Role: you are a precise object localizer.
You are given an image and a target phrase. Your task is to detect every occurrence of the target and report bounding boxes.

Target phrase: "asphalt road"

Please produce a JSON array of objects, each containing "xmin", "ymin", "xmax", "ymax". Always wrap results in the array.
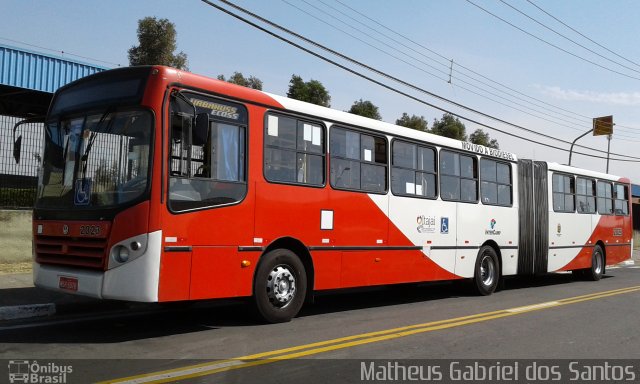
[{"xmin": 1, "ymin": 266, "xmax": 640, "ymax": 383}]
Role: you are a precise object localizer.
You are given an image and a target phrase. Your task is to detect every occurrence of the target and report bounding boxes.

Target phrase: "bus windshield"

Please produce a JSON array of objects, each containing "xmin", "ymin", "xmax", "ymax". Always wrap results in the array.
[{"xmin": 36, "ymin": 109, "xmax": 153, "ymax": 209}]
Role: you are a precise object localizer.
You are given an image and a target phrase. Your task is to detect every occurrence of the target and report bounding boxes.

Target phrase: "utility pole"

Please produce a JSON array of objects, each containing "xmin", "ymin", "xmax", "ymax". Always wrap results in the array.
[
  {"xmin": 606, "ymin": 134, "xmax": 612, "ymax": 173},
  {"xmin": 568, "ymin": 115, "xmax": 613, "ymax": 169},
  {"xmin": 568, "ymin": 128, "xmax": 592, "ymax": 166}
]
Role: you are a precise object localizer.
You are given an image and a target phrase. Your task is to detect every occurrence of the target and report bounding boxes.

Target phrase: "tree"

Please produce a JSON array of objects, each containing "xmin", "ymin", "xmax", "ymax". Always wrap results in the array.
[
  {"xmin": 286, "ymin": 75, "xmax": 331, "ymax": 107},
  {"xmin": 217, "ymin": 72, "xmax": 263, "ymax": 90},
  {"xmin": 396, "ymin": 113, "xmax": 428, "ymax": 132},
  {"xmin": 128, "ymin": 17, "xmax": 188, "ymax": 69},
  {"xmin": 348, "ymin": 99, "xmax": 381, "ymax": 120},
  {"xmin": 469, "ymin": 128, "xmax": 499, "ymax": 149},
  {"xmin": 430, "ymin": 113, "xmax": 467, "ymax": 141}
]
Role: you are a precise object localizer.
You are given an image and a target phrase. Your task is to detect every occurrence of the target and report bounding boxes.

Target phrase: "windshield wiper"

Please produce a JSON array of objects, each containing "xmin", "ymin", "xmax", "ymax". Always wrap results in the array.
[{"xmin": 80, "ymin": 107, "xmax": 115, "ymax": 181}]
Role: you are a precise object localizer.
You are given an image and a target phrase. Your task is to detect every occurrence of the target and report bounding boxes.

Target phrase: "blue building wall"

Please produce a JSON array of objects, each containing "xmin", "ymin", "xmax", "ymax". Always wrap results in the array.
[{"xmin": 0, "ymin": 44, "xmax": 107, "ymax": 93}]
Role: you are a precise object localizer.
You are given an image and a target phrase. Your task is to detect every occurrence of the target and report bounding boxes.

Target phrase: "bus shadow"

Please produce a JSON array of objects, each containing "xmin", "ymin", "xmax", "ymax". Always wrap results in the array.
[
  {"xmin": 0, "ymin": 273, "xmax": 611, "ymax": 344},
  {"xmin": 299, "ymin": 272, "xmax": 613, "ymax": 317},
  {"xmin": 0, "ymin": 300, "xmax": 254, "ymax": 344}
]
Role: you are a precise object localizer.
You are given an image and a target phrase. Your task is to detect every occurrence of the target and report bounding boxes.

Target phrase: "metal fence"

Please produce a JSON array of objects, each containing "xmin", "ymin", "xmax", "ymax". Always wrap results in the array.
[{"xmin": 0, "ymin": 115, "xmax": 44, "ymax": 208}]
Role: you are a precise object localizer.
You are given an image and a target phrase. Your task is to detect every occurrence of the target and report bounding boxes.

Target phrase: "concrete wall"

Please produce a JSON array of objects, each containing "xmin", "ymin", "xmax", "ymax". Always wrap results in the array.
[{"xmin": 0, "ymin": 210, "xmax": 32, "ymax": 264}]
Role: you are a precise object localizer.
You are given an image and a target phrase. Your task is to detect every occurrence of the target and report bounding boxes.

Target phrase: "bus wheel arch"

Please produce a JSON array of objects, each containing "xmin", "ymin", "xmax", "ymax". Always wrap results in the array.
[
  {"xmin": 473, "ymin": 243, "xmax": 501, "ymax": 296},
  {"xmin": 251, "ymin": 237, "xmax": 314, "ymax": 323},
  {"xmin": 483, "ymin": 240, "xmax": 503, "ymax": 275}
]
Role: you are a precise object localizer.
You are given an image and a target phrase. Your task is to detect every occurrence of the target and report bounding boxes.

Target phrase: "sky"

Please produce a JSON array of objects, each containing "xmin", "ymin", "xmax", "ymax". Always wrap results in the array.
[{"xmin": 3, "ymin": 0, "xmax": 640, "ymax": 182}]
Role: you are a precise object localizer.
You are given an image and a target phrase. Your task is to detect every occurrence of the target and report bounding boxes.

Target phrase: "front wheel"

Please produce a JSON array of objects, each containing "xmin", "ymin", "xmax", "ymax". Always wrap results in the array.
[
  {"xmin": 473, "ymin": 246, "xmax": 500, "ymax": 295},
  {"xmin": 253, "ymin": 249, "xmax": 307, "ymax": 323}
]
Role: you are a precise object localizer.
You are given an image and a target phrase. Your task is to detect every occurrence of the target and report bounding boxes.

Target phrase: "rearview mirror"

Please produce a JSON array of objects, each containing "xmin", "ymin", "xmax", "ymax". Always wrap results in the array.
[
  {"xmin": 12, "ymin": 116, "xmax": 44, "ymax": 164},
  {"xmin": 13, "ymin": 135, "xmax": 22, "ymax": 164}
]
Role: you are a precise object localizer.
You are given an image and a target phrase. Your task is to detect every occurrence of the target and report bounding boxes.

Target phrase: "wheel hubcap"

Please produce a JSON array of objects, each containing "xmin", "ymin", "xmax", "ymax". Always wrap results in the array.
[
  {"xmin": 480, "ymin": 254, "xmax": 495, "ymax": 287},
  {"xmin": 266, "ymin": 265, "xmax": 296, "ymax": 308}
]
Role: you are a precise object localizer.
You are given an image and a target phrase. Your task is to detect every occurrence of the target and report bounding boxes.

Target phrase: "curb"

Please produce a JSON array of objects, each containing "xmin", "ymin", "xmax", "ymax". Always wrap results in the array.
[{"xmin": 0, "ymin": 303, "xmax": 56, "ymax": 321}]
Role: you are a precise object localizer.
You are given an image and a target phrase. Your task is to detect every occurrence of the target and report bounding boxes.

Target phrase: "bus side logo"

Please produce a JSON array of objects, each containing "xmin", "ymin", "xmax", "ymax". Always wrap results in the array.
[{"xmin": 417, "ymin": 215, "xmax": 436, "ymax": 233}]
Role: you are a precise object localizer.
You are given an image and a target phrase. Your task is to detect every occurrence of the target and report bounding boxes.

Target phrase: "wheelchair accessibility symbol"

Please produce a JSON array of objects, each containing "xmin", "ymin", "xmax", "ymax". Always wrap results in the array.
[
  {"xmin": 74, "ymin": 178, "xmax": 92, "ymax": 206},
  {"xmin": 440, "ymin": 217, "xmax": 449, "ymax": 234}
]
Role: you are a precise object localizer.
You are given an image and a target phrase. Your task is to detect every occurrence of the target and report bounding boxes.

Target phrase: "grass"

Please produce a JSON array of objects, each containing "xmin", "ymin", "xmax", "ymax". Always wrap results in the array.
[
  {"xmin": 0, "ymin": 188, "xmax": 36, "ymax": 208},
  {"xmin": 0, "ymin": 262, "xmax": 32, "ymax": 274},
  {"xmin": 0, "ymin": 210, "xmax": 33, "ymax": 264}
]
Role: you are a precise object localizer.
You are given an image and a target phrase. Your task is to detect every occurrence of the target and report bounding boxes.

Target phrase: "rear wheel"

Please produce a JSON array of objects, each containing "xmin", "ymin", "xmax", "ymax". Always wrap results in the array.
[
  {"xmin": 474, "ymin": 245, "xmax": 500, "ymax": 295},
  {"xmin": 253, "ymin": 249, "xmax": 307, "ymax": 323},
  {"xmin": 584, "ymin": 245, "xmax": 604, "ymax": 281}
]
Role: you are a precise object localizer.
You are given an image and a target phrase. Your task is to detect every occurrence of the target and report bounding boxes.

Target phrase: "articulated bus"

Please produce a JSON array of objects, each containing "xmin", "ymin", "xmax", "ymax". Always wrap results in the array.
[{"xmin": 26, "ymin": 66, "xmax": 632, "ymax": 323}]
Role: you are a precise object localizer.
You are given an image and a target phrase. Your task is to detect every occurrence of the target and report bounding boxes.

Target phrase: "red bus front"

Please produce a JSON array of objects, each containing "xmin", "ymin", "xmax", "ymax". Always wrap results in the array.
[{"xmin": 33, "ymin": 67, "xmax": 162, "ymax": 301}]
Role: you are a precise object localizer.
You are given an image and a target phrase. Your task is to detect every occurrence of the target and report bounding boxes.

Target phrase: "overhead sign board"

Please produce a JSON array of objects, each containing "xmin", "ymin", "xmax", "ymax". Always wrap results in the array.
[{"xmin": 593, "ymin": 115, "xmax": 613, "ymax": 136}]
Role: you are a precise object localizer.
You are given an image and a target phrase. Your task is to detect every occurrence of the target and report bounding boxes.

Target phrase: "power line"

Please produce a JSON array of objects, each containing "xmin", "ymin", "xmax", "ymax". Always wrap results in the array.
[
  {"xmin": 199, "ymin": 0, "xmax": 640, "ymax": 162},
  {"xmin": 285, "ymin": 0, "xmax": 640, "ymax": 140},
  {"xmin": 0, "ymin": 37, "xmax": 122, "ymax": 67},
  {"xmin": 526, "ymin": 0, "xmax": 640, "ymax": 69},
  {"xmin": 499, "ymin": 0, "xmax": 640, "ymax": 75},
  {"xmin": 465, "ymin": 0, "xmax": 640, "ymax": 81},
  {"xmin": 330, "ymin": 0, "xmax": 640, "ymax": 135},
  {"xmin": 279, "ymin": 0, "xmax": 450, "ymax": 83}
]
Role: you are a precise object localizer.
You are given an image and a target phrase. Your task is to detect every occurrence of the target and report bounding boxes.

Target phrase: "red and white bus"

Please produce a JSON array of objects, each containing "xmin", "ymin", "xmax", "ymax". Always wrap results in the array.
[{"xmin": 26, "ymin": 66, "xmax": 632, "ymax": 323}]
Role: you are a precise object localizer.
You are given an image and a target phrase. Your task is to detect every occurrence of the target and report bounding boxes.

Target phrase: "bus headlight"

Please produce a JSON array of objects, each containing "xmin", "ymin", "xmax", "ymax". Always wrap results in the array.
[
  {"xmin": 107, "ymin": 233, "xmax": 149, "ymax": 269},
  {"xmin": 114, "ymin": 246, "xmax": 130, "ymax": 263}
]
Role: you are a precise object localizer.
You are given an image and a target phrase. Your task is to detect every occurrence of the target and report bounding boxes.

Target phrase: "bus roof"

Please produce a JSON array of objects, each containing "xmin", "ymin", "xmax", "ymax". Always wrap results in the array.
[
  {"xmin": 265, "ymin": 92, "xmax": 519, "ymax": 163},
  {"xmin": 547, "ymin": 162, "xmax": 627, "ymax": 183}
]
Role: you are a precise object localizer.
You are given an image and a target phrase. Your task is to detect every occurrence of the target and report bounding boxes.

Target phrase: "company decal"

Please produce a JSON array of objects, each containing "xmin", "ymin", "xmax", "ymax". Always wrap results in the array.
[
  {"xmin": 461, "ymin": 142, "xmax": 515, "ymax": 161},
  {"xmin": 440, "ymin": 217, "xmax": 449, "ymax": 234},
  {"xmin": 191, "ymin": 98, "xmax": 240, "ymax": 120},
  {"xmin": 485, "ymin": 219, "xmax": 502, "ymax": 235},
  {"xmin": 613, "ymin": 228, "xmax": 623, "ymax": 237},
  {"xmin": 416, "ymin": 215, "xmax": 436, "ymax": 233}
]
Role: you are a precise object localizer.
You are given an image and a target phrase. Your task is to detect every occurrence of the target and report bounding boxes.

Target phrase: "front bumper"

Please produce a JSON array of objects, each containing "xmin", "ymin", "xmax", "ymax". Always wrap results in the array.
[{"xmin": 33, "ymin": 230, "xmax": 162, "ymax": 302}]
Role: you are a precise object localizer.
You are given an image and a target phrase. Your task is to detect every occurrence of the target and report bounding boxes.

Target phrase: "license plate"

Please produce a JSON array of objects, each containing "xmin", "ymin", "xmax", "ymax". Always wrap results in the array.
[{"xmin": 59, "ymin": 276, "xmax": 78, "ymax": 292}]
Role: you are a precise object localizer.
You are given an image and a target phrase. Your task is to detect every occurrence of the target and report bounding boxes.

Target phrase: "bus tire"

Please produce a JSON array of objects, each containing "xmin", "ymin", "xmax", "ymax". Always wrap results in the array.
[
  {"xmin": 585, "ymin": 245, "xmax": 604, "ymax": 281},
  {"xmin": 473, "ymin": 245, "xmax": 500, "ymax": 296},
  {"xmin": 253, "ymin": 248, "xmax": 307, "ymax": 323}
]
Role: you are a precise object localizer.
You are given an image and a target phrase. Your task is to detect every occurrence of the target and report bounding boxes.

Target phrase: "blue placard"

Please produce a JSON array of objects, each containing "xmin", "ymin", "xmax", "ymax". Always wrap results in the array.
[
  {"xmin": 74, "ymin": 178, "xmax": 92, "ymax": 206},
  {"xmin": 440, "ymin": 217, "xmax": 449, "ymax": 234}
]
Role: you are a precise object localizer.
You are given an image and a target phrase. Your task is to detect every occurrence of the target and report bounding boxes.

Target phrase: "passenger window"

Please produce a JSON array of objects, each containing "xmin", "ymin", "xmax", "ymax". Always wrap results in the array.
[
  {"xmin": 169, "ymin": 93, "xmax": 247, "ymax": 212},
  {"xmin": 391, "ymin": 140, "xmax": 436, "ymax": 198},
  {"xmin": 614, "ymin": 183, "xmax": 629, "ymax": 215},
  {"xmin": 597, "ymin": 181, "xmax": 613, "ymax": 215},
  {"xmin": 480, "ymin": 159, "xmax": 512, "ymax": 206},
  {"xmin": 330, "ymin": 127, "xmax": 387, "ymax": 193},
  {"xmin": 552, "ymin": 174, "xmax": 575, "ymax": 212},
  {"xmin": 440, "ymin": 150, "xmax": 477, "ymax": 202},
  {"xmin": 576, "ymin": 177, "xmax": 596, "ymax": 214},
  {"xmin": 264, "ymin": 114, "xmax": 325, "ymax": 186}
]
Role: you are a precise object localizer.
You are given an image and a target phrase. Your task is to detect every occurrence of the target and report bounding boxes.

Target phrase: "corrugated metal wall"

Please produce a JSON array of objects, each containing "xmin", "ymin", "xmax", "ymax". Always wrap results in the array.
[{"xmin": 0, "ymin": 44, "xmax": 106, "ymax": 92}]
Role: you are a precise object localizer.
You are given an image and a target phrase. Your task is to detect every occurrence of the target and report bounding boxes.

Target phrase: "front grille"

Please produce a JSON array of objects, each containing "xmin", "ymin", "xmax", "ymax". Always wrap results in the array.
[{"xmin": 35, "ymin": 235, "xmax": 108, "ymax": 270}]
